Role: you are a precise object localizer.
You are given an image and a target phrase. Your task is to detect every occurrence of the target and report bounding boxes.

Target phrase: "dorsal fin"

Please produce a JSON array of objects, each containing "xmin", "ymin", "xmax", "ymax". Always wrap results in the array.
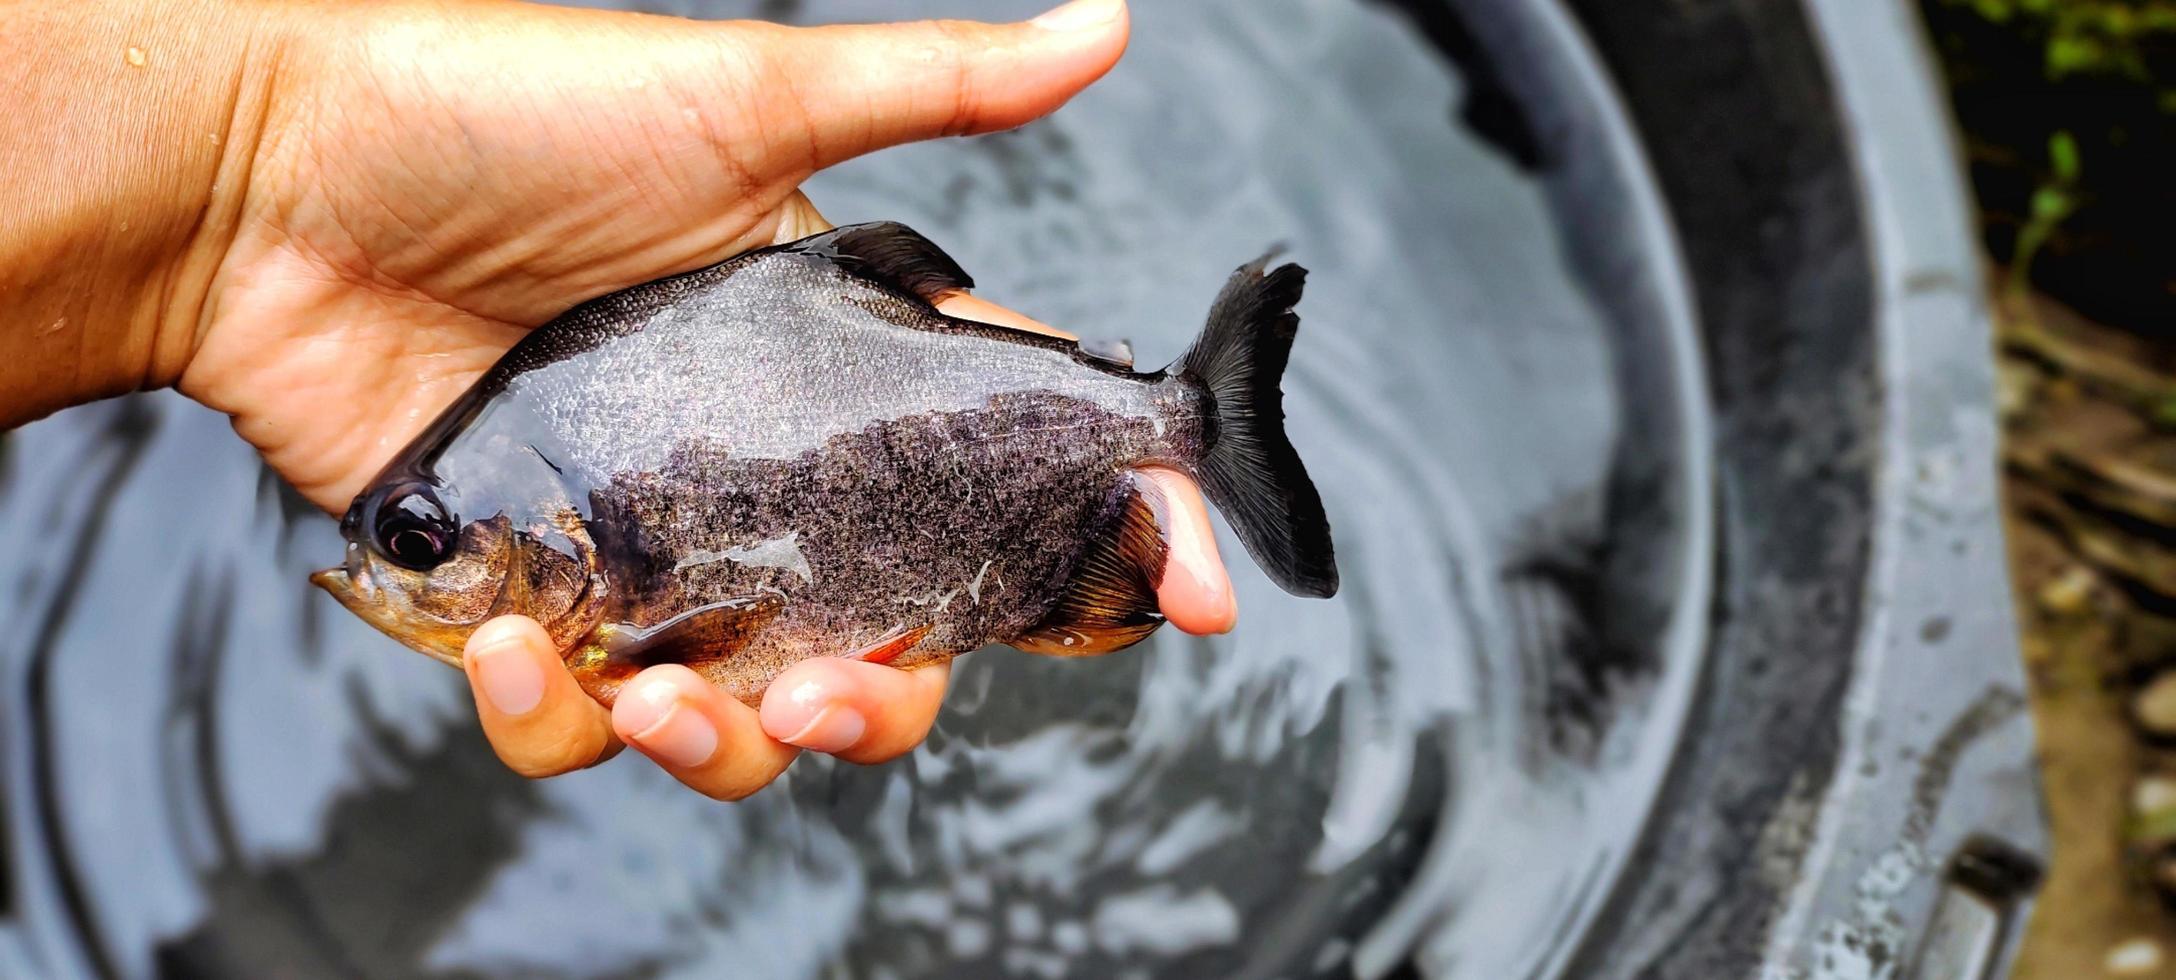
[{"xmin": 795, "ymin": 222, "xmax": 975, "ymax": 306}]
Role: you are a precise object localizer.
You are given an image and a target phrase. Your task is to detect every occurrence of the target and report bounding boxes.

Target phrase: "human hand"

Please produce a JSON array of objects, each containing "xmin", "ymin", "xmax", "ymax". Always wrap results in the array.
[
  {"xmin": 0, "ymin": 0, "xmax": 1239, "ymax": 798},
  {"xmin": 179, "ymin": 0, "xmax": 1131, "ymax": 507}
]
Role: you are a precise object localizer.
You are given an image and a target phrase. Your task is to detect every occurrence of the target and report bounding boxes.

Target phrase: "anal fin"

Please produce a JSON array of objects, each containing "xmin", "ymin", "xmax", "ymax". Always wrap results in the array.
[{"xmin": 1012, "ymin": 481, "xmax": 1168, "ymax": 657}]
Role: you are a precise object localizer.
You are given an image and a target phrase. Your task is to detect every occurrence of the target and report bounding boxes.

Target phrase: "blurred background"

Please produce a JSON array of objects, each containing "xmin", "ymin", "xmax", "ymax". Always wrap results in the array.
[
  {"xmin": 1920, "ymin": 1, "xmax": 2176, "ymax": 976},
  {"xmin": 14, "ymin": 0, "xmax": 2176, "ymax": 977}
]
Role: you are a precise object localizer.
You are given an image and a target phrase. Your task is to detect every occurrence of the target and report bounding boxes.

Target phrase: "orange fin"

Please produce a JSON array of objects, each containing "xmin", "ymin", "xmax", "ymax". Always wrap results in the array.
[
  {"xmin": 853, "ymin": 624, "xmax": 932, "ymax": 666},
  {"xmin": 1012, "ymin": 481, "xmax": 1168, "ymax": 657}
]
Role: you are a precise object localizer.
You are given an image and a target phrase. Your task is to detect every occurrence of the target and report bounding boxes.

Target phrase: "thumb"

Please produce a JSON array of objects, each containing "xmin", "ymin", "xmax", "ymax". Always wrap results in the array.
[{"xmin": 743, "ymin": 0, "xmax": 1130, "ymax": 174}]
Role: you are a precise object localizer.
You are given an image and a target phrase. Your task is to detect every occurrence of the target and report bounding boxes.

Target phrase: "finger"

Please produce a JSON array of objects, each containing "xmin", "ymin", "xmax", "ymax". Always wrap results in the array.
[
  {"xmin": 759, "ymin": 658, "xmax": 952, "ymax": 765},
  {"xmin": 772, "ymin": 191, "xmax": 1070, "ymax": 338},
  {"xmin": 1136, "ymin": 466, "xmax": 1238, "ymax": 635},
  {"xmin": 752, "ymin": 0, "xmax": 1130, "ymax": 172},
  {"xmin": 614, "ymin": 665, "xmax": 801, "ymax": 800},
  {"xmin": 464, "ymin": 616, "xmax": 623, "ymax": 777},
  {"xmin": 936, "ymin": 293, "xmax": 1071, "ymax": 338}
]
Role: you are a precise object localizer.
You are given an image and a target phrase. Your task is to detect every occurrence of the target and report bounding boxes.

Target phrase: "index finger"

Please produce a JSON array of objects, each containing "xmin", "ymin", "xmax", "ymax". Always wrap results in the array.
[{"xmin": 464, "ymin": 616, "xmax": 623, "ymax": 777}]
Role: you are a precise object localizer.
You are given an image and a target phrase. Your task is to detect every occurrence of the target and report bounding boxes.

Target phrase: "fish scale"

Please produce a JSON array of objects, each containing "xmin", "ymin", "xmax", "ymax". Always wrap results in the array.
[{"xmin": 314, "ymin": 222, "xmax": 1337, "ymax": 705}]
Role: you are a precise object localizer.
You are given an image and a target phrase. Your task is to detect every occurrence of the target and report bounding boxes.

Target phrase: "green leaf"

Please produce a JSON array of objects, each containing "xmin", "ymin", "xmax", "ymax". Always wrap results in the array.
[
  {"xmin": 2047, "ymin": 35, "xmax": 2105, "ymax": 77},
  {"xmin": 2050, "ymin": 130, "xmax": 2081, "ymax": 180},
  {"xmin": 2032, "ymin": 186, "xmax": 2073, "ymax": 220}
]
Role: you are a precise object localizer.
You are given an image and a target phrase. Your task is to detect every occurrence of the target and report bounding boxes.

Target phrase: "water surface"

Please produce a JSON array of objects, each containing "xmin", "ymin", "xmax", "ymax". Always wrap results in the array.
[{"xmin": 0, "ymin": 1, "xmax": 1708, "ymax": 976}]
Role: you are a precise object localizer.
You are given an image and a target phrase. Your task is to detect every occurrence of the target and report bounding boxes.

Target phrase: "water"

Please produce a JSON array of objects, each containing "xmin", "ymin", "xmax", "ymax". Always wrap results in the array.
[{"xmin": 0, "ymin": 0, "xmax": 1709, "ymax": 976}]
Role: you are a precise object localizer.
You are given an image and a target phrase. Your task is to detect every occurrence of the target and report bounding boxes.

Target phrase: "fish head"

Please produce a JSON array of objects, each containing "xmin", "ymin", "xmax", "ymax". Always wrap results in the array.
[{"xmin": 313, "ymin": 478, "xmax": 598, "ymax": 666}]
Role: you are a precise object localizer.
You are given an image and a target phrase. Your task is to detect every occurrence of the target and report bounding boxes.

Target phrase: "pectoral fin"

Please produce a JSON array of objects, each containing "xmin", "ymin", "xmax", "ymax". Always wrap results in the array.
[
  {"xmin": 1012, "ymin": 482, "xmax": 1168, "ymax": 657},
  {"xmin": 600, "ymin": 593, "xmax": 786, "ymax": 671}
]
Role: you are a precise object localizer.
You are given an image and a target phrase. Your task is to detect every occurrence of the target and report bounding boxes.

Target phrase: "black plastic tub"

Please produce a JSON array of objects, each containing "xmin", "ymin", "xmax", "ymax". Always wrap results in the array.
[{"xmin": 0, "ymin": 1, "xmax": 2041, "ymax": 977}]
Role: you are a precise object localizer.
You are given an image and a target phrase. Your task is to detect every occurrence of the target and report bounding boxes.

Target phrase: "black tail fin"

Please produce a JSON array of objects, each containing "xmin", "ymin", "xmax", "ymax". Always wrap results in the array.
[{"xmin": 1173, "ymin": 253, "xmax": 1338, "ymax": 598}]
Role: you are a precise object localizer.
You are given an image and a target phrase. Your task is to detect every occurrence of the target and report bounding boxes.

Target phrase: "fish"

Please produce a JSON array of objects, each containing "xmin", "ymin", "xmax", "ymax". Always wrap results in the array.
[{"xmin": 312, "ymin": 222, "xmax": 1337, "ymax": 706}]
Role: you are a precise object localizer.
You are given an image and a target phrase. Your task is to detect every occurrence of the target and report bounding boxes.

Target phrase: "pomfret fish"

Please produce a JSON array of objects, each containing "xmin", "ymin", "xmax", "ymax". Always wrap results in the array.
[{"xmin": 313, "ymin": 223, "xmax": 1336, "ymax": 705}]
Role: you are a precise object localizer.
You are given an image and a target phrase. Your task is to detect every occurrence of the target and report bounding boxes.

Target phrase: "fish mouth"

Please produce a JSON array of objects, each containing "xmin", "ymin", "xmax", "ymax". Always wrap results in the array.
[
  {"xmin": 308, "ymin": 564, "xmax": 467, "ymax": 669},
  {"xmin": 310, "ymin": 566, "xmax": 369, "ymax": 608},
  {"xmin": 312, "ymin": 540, "xmax": 376, "ymax": 607}
]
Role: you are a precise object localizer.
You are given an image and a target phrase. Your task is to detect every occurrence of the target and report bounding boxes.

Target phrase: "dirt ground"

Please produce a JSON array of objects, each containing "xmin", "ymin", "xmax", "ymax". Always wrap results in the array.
[{"xmin": 2000, "ymin": 288, "xmax": 2176, "ymax": 978}]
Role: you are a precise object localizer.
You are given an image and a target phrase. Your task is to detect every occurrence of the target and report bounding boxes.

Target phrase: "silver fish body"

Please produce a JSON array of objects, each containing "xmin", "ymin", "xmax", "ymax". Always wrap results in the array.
[{"xmin": 314, "ymin": 223, "xmax": 1336, "ymax": 705}]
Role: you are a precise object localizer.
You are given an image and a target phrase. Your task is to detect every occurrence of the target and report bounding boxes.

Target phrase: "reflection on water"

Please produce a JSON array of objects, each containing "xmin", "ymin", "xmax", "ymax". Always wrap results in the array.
[{"xmin": 0, "ymin": 0, "xmax": 1707, "ymax": 977}]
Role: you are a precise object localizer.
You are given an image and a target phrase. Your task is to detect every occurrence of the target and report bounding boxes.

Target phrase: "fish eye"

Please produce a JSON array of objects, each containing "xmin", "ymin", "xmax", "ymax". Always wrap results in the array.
[{"xmin": 371, "ymin": 484, "xmax": 457, "ymax": 571}]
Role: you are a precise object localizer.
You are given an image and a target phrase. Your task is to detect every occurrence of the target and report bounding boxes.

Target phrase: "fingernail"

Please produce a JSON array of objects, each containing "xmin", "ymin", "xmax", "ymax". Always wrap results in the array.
[
  {"xmin": 1032, "ymin": 0, "xmax": 1123, "ymax": 32},
  {"xmin": 769, "ymin": 679, "xmax": 867, "ymax": 753},
  {"xmin": 471, "ymin": 639, "xmax": 545, "ymax": 716},
  {"xmin": 624, "ymin": 678, "xmax": 718, "ymax": 768}
]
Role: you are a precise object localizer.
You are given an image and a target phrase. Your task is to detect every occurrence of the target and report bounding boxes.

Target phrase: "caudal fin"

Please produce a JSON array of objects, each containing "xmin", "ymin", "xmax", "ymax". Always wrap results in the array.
[{"xmin": 1173, "ymin": 253, "xmax": 1338, "ymax": 598}]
